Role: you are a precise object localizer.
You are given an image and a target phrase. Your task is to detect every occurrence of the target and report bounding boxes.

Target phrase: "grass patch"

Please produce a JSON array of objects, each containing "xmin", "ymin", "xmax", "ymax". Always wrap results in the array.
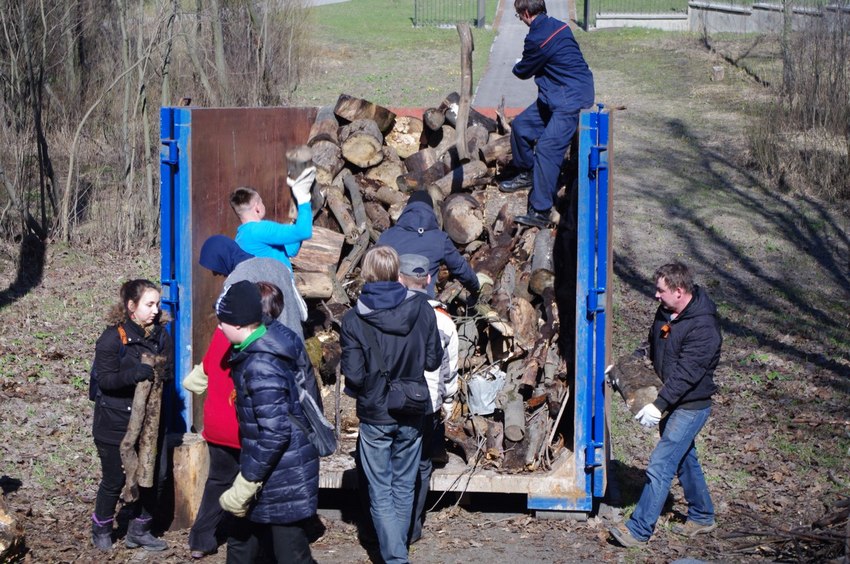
[{"xmin": 295, "ymin": 0, "xmax": 497, "ymax": 107}]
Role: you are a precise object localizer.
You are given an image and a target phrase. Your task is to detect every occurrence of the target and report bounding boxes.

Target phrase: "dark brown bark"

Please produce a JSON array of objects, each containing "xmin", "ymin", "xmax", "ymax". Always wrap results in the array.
[
  {"xmin": 396, "ymin": 160, "xmax": 449, "ymax": 193},
  {"xmin": 333, "ymin": 93, "xmax": 397, "ymax": 133}
]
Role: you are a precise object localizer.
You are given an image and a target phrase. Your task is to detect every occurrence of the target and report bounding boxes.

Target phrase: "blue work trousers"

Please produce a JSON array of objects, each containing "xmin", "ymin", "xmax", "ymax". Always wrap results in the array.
[
  {"xmin": 626, "ymin": 406, "xmax": 715, "ymax": 541},
  {"xmin": 358, "ymin": 417, "xmax": 423, "ymax": 564},
  {"xmin": 510, "ymin": 99, "xmax": 580, "ymax": 213}
]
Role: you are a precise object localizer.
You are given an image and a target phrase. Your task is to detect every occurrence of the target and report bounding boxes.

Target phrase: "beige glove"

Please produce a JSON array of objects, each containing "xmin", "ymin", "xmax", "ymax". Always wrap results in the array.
[
  {"xmin": 476, "ymin": 272, "xmax": 494, "ymax": 288},
  {"xmin": 182, "ymin": 362, "xmax": 208, "ymax": 395},
  {"xmin": 287, "ymin": 166, "xmax": 317, "ymax": 206},
  {"xmin": 219, "ymin": 473, "xmax": 262, "ymax": 517}
]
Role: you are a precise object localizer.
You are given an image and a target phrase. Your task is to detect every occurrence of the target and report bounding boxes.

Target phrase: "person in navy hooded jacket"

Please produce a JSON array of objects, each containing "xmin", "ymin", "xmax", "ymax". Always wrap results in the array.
[
  {"xmin": 340, "ymin": 246, "xmax": 443, "ymax": 564},
  {"xmin": 498, "ymin": 0, "xmax": 595, "ymax": 228},
  {"xmin": 377, "ymin": 190, "xmax": 487, "ymax": 298}
]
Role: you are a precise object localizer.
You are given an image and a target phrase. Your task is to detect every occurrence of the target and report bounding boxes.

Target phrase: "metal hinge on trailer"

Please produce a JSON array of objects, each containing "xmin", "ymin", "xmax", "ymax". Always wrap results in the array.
[
  {"xmin": 586, "ymin": 286, "xmax": 606, "ymax": 320},
  {"xmin": 585, "ymin": 439, "xmax": 605, "ymax": 470},
  {"xmin": 588, "ymin": 103, "xmax": 608, "ymax": 181}
]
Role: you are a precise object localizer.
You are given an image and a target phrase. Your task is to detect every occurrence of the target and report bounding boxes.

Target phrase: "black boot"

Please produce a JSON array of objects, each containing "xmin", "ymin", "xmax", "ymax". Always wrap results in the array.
[
  {"xmin": 515, "ymin": 207, "xmax": 551, "ymax": 228},
  {"xmin": 125, "ymin": 516, "xmax": 168, "ymax": 551},
  {"xmin": 91, "ymin": 513, "xmax": 114, "ymax": 552},
  {"xmin": 499, "ymin": 171, "xmax": 533, "ymax": 193}
]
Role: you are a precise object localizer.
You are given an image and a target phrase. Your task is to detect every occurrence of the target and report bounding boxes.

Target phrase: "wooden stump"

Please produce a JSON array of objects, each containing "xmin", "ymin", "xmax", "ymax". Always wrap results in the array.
[{"xmin": 169, "ymin": 433, "xmax": 209, "ymax": 530}]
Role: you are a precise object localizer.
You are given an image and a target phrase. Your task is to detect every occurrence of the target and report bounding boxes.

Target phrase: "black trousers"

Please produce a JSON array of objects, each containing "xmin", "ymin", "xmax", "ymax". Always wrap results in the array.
[
  {"xmin": 226, "ymin": 519, "xmax": 315, "ymax": 564},
  {"xmin": 188, "ymin": 442, "xmax": 240, "ymax": 553},
  {"xmin": 94, "ymin": 440, "xmax": 163, "ymax": 521}
]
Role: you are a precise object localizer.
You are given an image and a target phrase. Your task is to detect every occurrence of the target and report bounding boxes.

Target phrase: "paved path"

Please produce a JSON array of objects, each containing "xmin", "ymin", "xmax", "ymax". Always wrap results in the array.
[{"xmin": 473, "ymin": 0, "xmax": 571, "ymax": 109}]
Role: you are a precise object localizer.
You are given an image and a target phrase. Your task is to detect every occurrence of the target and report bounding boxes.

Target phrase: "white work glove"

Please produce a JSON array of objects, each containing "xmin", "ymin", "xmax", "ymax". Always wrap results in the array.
[
  {"xmin": 476, "ymin": 272, "xmax": 494, "ymax": 288},
  {"xmin": 604, "ymin": 364, "xmax": 615, "ymax": 387},
  {"xmin": 635, "ymin": 403, "xmax": 662, "ymax": 428},
  {"xmin": 182, "ymin": 362, "xmax": 208, "ymax": 395},
  {"xmin": 219, "ymin": 473, "xmax": 262, "ymax": 517},
  {"xmin": 287, "ymin": 166, "xmax": 316, "ymax": 206},
  {"xmin": 441, "ymin": 398, "xmax": 455, "ymax": 422}
]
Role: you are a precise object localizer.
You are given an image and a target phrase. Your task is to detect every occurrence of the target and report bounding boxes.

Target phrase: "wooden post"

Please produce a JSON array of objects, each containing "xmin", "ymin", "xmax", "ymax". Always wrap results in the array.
[{"xmin": 170, "ymin": 433, "xmax": 209, "ymax": 530}]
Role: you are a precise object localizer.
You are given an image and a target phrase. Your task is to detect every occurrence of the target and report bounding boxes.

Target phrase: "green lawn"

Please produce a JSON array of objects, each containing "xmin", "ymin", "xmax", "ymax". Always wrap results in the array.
[{"xmin": 294, "ymin": 0, "xmax": 497, "ymax": 108}]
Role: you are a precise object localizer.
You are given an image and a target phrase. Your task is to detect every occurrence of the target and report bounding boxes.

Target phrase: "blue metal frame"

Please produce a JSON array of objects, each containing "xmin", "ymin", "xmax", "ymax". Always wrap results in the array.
[
  {"xmin": 530, "ymin": 105, "xmax": 611, "ymax": 512},
  {"xmin": 160, "ymin": 107, "xmax": 193, "ymax": 431}
]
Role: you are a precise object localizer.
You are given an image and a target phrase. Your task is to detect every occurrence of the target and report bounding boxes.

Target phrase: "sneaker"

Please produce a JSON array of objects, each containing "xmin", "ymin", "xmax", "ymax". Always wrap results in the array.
[
  {"xmin": 515, "ymin": 208, "xmax": 551, "ymax": 228},
  {"xmin": 499, "ymin": 171, "xmax": 533, "ymax": 193},
  {"xmin": 609, "ymin": 523, "xmax": 647, "ymax": 548},
  {"xmin": 671, "ymin": 520, "xmax": 717, "ymax": 537}
]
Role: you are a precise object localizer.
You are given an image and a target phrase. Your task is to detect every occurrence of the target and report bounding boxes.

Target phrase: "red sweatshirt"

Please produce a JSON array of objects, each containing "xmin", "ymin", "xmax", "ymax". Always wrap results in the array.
[{"xmin": 201, "ymin": 328, "xmax": 240, "ymax": 449}]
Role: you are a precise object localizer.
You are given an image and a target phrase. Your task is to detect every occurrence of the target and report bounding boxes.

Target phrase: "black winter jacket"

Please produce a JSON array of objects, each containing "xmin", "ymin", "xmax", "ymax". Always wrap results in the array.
[
  {"xmin": 377, "ymin": 201, "xmax": 479, "ymax": 297},
  {"xmin": 229, "ymin": 321, "xmax": 319, "ymax": 525},
  {"xmin": 340, "ymin": 281, "xmax": 443, "ymax": 425},
  {"xmin": 649, "ymin": 285, "xmax": 721, "ymax": 413},
  {"xmin": 92, "ymin": 314, "xmax": 172, "ymax": 445}
]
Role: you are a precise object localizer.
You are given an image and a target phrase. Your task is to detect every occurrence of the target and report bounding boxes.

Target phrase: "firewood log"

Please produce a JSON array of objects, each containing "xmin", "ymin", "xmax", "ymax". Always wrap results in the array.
[
  {"xmin": 431, "ymin": 160, "xmax": 489, "ymax": 198},
  {"xmin": 485, "ymin": 419, "xmax": 504, "ymax": 462},
  {"xmin": 0, "ymin": 491, "xmax": 23, "ymax": 560},
  {"xmin": 465, "ymin": 124, "xmax": 490, "ymax": 160},
  {"xmin": 442, "ymin": 192, "xmax": 483, "ymax": 245},
  {"xmin": 365, "ymin": 150, "xmax": 404, "ymax": 191},
  {"xmin": 479, "ymin": 134, "xmax": 511, "ymax": 165},
  {"xmin": 290, "ymin": 226, "xmax": 346, "ymax": 273},
  {"xmin": 529, "ymin": 227, "xmax": 555, "ymax": 296},
  {"xmin": 323, "ymin": 186, "xmax": 359, "ymax": 243},
  {"xmin": 365, "ymin": 201, "xmax": 391, "ymax": 231},
  {"xmin": 608, "ymin": 353, "xmax": 662, "ymax": 415},
  {"xmin": 286, "ymin": 145, "xmax": 313, "ymax": 180},
  {"xmin": 498, "ymin": 382, "xmax": 526, "ymax": 442},
  {"xmin": 333, "ymin": 93, "xmax": 397, "ymax": 133},
  {"xmin": 439, "ymin": 91, "xmax": 499, "ymax": 133},
  {"xmin": 403, "ymin": 147, "xmax": 438, "ymax": 174},
  {"xmin": 524, "ymin": 408, "xmax": 548, "ymax": 470},
  {"xmin": 339, "ymin": 119, "xmax": 384, "ymax": 168},
  {"xmin": 120, "ymin": 379, "xmax": 152, "ymax": 502},
  {"xmin": 423, "ymin": 106, "xmax": 446, "ymax": 131},
  {"xmin": 455, "ymin": 23, "xmax": 474, "ymax": 161},
  {"xmin": 396, "ymin": 161, "xmax": 449, "ymax": 193},
  {"xmin": 308, "ymin": 105, "xmax": 340, "ymax": 145},
  {"xmin": 295, "ymin": 272, "xmax": 333, "ymax": 299},
  {"xmin": 509, "ymin": 296, "xmax": 539, "ymax": 351},
  {"xmin": 363, "ymin": 181, "xmax": 406, "ymax": 207},
  {"xmin": 385, "ymin": 115, "xmax": 424, "ymax": 159},
  {"xmin": 311, "ymin": 141, "xmax": 344, "ymax": 186}
]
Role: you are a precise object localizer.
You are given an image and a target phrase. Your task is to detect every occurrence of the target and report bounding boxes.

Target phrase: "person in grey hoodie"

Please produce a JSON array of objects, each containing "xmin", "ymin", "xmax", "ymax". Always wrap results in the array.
[{"xmin": 199, "ymin": 234, "xmax": 307, "ymax": 342}]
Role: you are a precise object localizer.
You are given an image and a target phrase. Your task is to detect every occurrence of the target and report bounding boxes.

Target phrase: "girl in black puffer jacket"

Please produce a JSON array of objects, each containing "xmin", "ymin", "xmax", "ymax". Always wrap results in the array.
[{"xmin": 90, "ymin": 279, "xmax": 172, "ymax": 552}]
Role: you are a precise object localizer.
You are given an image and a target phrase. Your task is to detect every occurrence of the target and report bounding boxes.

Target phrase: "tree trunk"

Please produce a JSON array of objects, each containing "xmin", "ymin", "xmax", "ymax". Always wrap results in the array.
[
  {"xmin": 339, "ymin": 119, "xmax": 384, "ymax": 168},
  {"xmin": 455, "ymin": 23, "xmax": 474, "ymax": 161},
  {"xmin": 334, "ymin": 93, "xmax": 397, "ymax": 133},
  {"xmin": 323, "ymin": 186, "xmax": 359, "ymax": 243},
  {"xmin": 479, "ymin": 134, "xmax": 512, "ymax": 165},
  {"xmin": 396, "ymin": 161, "xmax": 449, "ymax": 193}
]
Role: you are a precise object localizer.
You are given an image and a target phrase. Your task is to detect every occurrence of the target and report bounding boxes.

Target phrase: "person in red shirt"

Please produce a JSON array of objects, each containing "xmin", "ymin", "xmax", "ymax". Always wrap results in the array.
[{"xmin": 183, "ymin": 282, "xmax": 285, "ymax": 559}]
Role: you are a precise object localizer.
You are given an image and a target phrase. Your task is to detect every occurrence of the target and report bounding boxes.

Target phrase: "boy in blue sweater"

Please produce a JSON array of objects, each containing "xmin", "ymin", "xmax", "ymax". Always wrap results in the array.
[{"xmin": 231, "ymin": 167, "xmax": 316, "ymax": 271}]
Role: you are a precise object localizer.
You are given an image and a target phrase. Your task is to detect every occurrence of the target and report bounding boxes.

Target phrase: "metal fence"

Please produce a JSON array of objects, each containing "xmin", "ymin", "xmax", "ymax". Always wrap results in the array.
[
  {"xmin": 413, "ymin": 0, "xmax": 487, "ymax": 27},
  {"xmin": 591, "ymin": 0, "xmax": 844, "ymax": 15}
]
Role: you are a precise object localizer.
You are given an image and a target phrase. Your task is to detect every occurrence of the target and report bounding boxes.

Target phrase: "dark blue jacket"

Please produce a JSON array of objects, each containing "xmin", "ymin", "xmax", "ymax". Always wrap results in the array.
[
  {"xmin": 340, "ymin": 281, "xmax": 443, "ymax": 425},
  {"xmin": 513, "ymin": 14, "xmax": 594, "ymax": 112},
  {"xmin": 377, "ymin": 201, "xmax": 479, "ymax": 297},
  {"xmin": 229, "ymin": 321, "xmax": 319, "ymax": 525},
  {"xmin": 649, "ymin": 285, "xmax": 721, "ymax": 412}
]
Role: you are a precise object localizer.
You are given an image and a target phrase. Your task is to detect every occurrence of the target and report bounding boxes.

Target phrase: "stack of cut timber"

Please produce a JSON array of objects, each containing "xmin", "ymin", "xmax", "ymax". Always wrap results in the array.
[{"xmin": 293, "ymin": 92, "xmax": 575, "ymax": 473}]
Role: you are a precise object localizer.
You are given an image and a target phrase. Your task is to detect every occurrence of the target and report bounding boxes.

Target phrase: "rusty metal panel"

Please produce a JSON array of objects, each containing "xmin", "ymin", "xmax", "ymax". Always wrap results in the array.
[{"xmin": 187, "ymin": 107, "xmax": 317, "ymax": 424}]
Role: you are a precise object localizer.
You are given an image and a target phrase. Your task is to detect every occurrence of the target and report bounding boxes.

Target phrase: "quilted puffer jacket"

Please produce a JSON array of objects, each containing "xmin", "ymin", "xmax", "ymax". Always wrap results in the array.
[{"xmin": 228, "ymin": 321, "xmax": 319, "ymax": 524}]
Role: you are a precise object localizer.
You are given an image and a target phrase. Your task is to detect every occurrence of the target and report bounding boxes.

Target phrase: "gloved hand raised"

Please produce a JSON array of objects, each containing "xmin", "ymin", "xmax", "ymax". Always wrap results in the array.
[
  {"xmin": 635, "ymin": 403, "xmax": 662, "ymax": 428},
  {"xmin": 287, "ymin": 166, "xmax": 317, "ymax": 206},
  {"xmin": 183, "ymin": 363, "xmax": 208, "ymax": 394},
  {"xmin": 219, "ymin": 473, "xmax": 262, "ymax": 517}
]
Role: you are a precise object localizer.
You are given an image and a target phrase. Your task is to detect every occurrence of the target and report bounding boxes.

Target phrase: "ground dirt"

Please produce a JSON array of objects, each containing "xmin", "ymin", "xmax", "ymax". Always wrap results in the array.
[{"xmin": 1, "ymin": 30, "xmax": 849, "ymax": 564}]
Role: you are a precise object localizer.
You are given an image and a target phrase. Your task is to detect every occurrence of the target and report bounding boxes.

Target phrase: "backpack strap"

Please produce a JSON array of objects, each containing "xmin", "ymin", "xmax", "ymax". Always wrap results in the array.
[{"xmin": 117, "ymin": 325, "xmax": 128, "ymax": 345}]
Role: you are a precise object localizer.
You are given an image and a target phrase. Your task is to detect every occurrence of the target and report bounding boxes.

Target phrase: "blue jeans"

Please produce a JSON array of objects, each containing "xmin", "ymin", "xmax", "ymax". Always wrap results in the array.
[
  {"xmin": 358, "ymin": 417, "xmax": 423, "ymax": 564},
  {"xmin": 627, "ymin": 406, "xmax": 714, "ymax": 541}
]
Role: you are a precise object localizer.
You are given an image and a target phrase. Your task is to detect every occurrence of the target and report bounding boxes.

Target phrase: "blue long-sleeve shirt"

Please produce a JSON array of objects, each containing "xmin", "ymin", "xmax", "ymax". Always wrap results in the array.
[{"xmin": 235, "ymin": 202, "xmax": 312, "ymax": 270}]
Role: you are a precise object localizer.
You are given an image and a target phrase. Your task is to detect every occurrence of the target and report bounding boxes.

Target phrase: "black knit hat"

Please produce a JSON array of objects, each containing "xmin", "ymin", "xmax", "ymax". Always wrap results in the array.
[
  {"xmin": 215, "ymin": 280, "xmax": 263, "ymax": 326},
  {"xmin": 407, "ymin": 190, "xmax": 432, "ymax": 208}
]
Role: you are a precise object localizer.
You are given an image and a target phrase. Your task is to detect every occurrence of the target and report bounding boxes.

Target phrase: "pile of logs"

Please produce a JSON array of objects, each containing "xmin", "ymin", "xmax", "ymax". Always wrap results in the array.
[{"xmin": 297, "ymin": 92, "xmax": 574, "ymax": 473}]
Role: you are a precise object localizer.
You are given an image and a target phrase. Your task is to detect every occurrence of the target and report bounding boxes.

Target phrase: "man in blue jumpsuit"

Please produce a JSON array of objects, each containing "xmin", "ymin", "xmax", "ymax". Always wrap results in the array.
[{"xmin": 499, "ymin": 0, "xmax": 595, "ymax": 228}]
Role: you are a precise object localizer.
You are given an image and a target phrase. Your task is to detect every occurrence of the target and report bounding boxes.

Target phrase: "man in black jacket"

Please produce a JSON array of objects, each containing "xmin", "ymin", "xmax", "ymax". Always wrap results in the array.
[
  {"xmin": 341, "ymin": 246, "xmax": 443, "ymax": 564},
  {"xmin": 610, "ymin": 262, "xmax": 721, "ymax": 547}
]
